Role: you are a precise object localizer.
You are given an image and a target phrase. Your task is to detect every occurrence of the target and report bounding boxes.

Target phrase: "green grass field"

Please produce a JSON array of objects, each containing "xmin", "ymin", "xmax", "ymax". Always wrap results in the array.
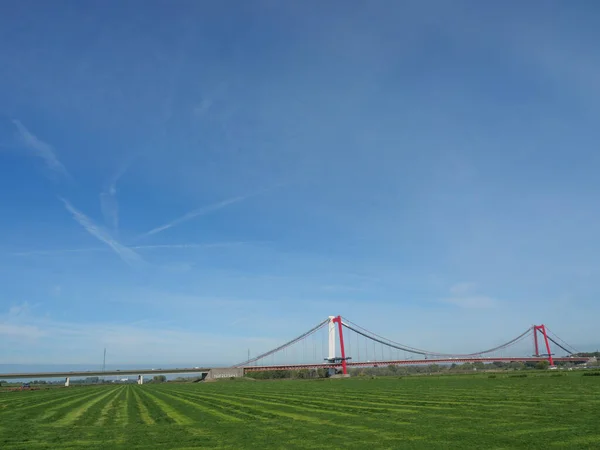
[{"xmin": 1, "ymin": 374, "xmax": 599, "ymax": 449}]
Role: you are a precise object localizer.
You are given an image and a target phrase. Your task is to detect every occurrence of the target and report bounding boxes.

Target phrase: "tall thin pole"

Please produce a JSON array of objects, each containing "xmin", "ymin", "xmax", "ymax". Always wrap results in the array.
[{"xmin": 103, "ymin": 348, "xmax": 106, "ymax": 373}]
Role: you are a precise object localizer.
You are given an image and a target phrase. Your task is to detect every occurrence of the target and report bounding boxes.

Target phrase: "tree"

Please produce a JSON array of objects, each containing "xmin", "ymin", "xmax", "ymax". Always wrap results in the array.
[
  {"xmin": 473, "ymin": 362, "xmax": 485, "ymax": 370},
  {"xmin": 153, "ymin": 375, "xmax": 167, "ymax": 383},
  {"xmin": 535, "ymin": 361, "xmax": 550, "ymax": 370},
  {"xmin": 316, "ymin": 368, "xmax": 329, "ymax": 378},
  {"xmin": 508, "ymin": 361, "xmax": 525, "ymax": 370},
  {"xmin": 428, "ymin": 364, "xmax": 442, "ymax": 373}
]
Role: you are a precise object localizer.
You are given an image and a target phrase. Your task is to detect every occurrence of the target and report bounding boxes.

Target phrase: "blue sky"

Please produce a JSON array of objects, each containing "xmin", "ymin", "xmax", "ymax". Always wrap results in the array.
[{"xmin": 1, "ymin": 1, "xmax": 599, "ymax": 365}]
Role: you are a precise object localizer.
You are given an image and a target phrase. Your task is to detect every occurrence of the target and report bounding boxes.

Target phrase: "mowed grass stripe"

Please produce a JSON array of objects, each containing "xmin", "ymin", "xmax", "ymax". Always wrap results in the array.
[
  {"xmin": 136, "ymin": 388, "xmax": 171, "ymax": 425},
  {"xmin": 111, "ymin": 385, "xmax": 129, "ymax": 426},
  {"xmin": 131, "ymin": 388, "xmax": 154, "ymax": 425},
  {"xmin": 137, "ymin": 388, "xmax": 193, "ymax": 425},
  {"xmin": 183, "ymin": 390, "xmax": 353, "ymax": 424},
  {"xmin": 201, "ymin": 390, "xmax": 408, "ymax": 419},
  {"xmin": 361, "ymin": 391, "xmax": 570, "ymax": 408},
  {"xmin": 1, "ymin": 374, "xmax": 598, "ymax": 449},
  {"xmin": 191, "ymin": 390, "xmax": 419, "ymax": 439},
  {"xmin": 1, "ymin": 388, "xmax": 103, "ymax": 416},
  {"xmin": 53, "ymin": 387, "xmax": 120, "ymax": 426},
  {"xmin": 245, "ymin": 388, "xmax": 544, "ymax": 415},
  {"xmin": 148, "ymin": 388, "xmax": 245, "ymax": 423},
  {"xmin": 119, "ymin": 386, "xmax": 130, "ymax": 426},
  {"xmin": 125, "ymin": 386, "xmax": 141, "ymax": 425},
  {"xmin": 241, "ymin": 391, "xmax": 421, "ymax": 416},
  {"xmin": 265, "ymin": 387, "xmax": 530, "ymax": 409},
  {"xmin": 161, "ymin": 388, "xmax": 269, "ymax": 421},
  {"xmin": 151, "ymin": 384, "xmax": 328, "ymax": 424},
  {"xmin": 0, "ymin": 389, "xmax": 72, "ymax": 408},
  {"xmin": 94, "ymin": 386, "xmax": 127, "ymax": 426},
  {"xmin": 163, "ymin": 387, "xmax": 283, "ymax": 421},
  {"xmin": 218, "ymin": 391, "xmax": 379, "ymax": 417},
  {"xmin": 31, "ymin": 387, "xmax": 114, "ymax": 421},
  {"xmin": 167, "ymin": 387, "xmax": 413, "ymax": 441},
  {"xmin": 74, "ymin": 386, "xmax": 124, "ymax": 426}
]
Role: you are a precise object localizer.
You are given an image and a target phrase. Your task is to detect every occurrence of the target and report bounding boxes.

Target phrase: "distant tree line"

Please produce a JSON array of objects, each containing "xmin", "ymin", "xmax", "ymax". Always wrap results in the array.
[
  {"xmin": 246, "ymin": 368, "xmax": 331, "ymax": 380},
  {"xmin": 152, "ymin": 375, "xmax": 167, "ymax": 383},
  {"xmin": 242, "ymin": 359, "xmax": 583, "ymax": 380},
  {"xmin": 347, "ymin": 360, "xmax": 570, "ymax": 377}
]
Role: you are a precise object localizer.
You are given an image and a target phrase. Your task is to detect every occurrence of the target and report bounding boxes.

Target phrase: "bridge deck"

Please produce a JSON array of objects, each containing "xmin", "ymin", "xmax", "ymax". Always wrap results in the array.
[
  {"xmin": 0, "ymin": 357, "xmax": 588, "ymax": 380},
  {"xmin": 0, "ymin": 368, "xmax": 210, "ymax": 380},
  {"xmin": 244, "ymin": 357, "xmax": 588, "ymax": 371}
]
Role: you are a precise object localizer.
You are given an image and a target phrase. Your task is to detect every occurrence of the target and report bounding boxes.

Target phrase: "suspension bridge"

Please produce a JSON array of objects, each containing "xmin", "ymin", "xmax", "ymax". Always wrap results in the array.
[
  {"xmin": 233, "ymin": 316, "xmax": 588, "ymax": 374},
  {"xmin": 0, "ymin": 316, "xmax": 590, "ymax": 383}
]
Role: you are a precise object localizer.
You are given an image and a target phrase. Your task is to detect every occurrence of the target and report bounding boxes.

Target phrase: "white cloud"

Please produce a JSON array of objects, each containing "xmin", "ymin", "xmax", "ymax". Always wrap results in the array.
[
  {"xmin": 0, "ymin": 323, "xmax": 46, "ymax": 339},
  {"xmin": 449, "ymin": 282, "xmax": 476, "ymax": 296},
  {"xmin": 443, "ymin": 283, "xmax": 497, "ymax": 309},
  {"xmin": 0, "ymin": 309, "xmax": 282, "ymax": 365},
  {"xmin": 1, "ymin": 303, "xmax": 45, "ymax": 339},
  {"xmin": 11, "ymin": 119, "xmax": 69, "ymax": 178},
  {"xmin": 320, "ymin": 284, "xmax": 365, "ymax": 293},
  {"xmin": 442, "ymin": 296, "xmax": 496, "ymax": 309},
  {"xmin": 7, "ymin": 302, "xmax": 39, "ymax": 318},
  {"xmin": 193, "ymin": 98, "xmax": 213, "ymax": 116}
]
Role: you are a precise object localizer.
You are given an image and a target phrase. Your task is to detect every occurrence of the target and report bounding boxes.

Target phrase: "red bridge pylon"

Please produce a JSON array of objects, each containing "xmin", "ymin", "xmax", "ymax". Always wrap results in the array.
[{"xmin": 533, "ymin": 324, "xmax": 554, "ymax": 366}]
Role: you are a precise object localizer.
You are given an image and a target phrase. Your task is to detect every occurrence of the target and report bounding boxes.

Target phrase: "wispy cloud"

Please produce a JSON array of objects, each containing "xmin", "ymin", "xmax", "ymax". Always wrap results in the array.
[
  {"xmin": 132, "ymin": 242, "xmax": 251, "ymax": 251},
  {"xmin": 449, "ymin": 282, "xmax": 477, "ymax": 296},
  {"xmin": 10, "ymin": 241, "xmax": 252, "ymax": 257},
  {"xmin": 0, "ymin": 306, "xmax": 282, "ymax": 364},
  {"xmin": 441, "ymin": 296, "xmax": 496, "ymax": 309},
  {"xmin": 137, "ymin": 190, "xmax": 265, "ymax": 240},
  {"xmin": 193, "ymin": 98, "xmax": 213, "ymax": 116},
  {"xmin": 0, "ymin": 323, "xmax": 46, "ymax": 340},
  {"xmin": 442, "ymin": 283, "xmax": 497, "ymax": 309},
  {"xmin": 100, "ymin": 159, "xmax": 133, "ymax": 233},
  {"xmin": 10, "ymin": 247, "xmax": 107, "ymax": 257},
  {"xmin": 60, "ymin": 198, "xmax": 145, "ymax": 267},
  {"xmin": 12, "ymin": 119, "xmax": 69, "ymax": 178},
  {"xmin": 320, "ymin": 284, "xmax": 366, "ymax": 293}
]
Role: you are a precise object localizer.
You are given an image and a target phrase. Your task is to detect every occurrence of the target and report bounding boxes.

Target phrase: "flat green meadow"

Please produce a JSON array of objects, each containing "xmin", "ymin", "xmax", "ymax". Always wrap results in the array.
[{"xmin": 1, "ymin": 373, "xmax": 599, "ymax": 449}]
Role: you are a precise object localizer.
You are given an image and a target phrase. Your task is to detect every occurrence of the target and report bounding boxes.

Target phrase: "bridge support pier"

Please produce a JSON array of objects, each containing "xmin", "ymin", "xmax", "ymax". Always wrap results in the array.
[
  {"xmin": 328, "ymin": 316, "xmax": 336, "ymax": 362},
  {"xmin": 324, "ymin": 316, "xmax": 349, "ymax": 375},
  {"xmin": 65, "ymin": 377, "xmax": 70, "ymax": 387},
  {"xmin": 533, "ymin": 325, "xmax": 554, "ymax": 366},
  {"xmin": 332, "ymin": 316, "xmax": 348, "ymax": 375}
]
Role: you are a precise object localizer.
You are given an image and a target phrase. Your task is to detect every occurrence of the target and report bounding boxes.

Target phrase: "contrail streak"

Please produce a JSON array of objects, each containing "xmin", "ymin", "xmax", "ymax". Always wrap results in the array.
[
  {"xmin": 137, "ymin": 191, "xmax": 261, "ymax": 240},
  {"xmin": 12, "ymin": 119, "xmax": 69, "ymax": 178},
  {"xmin": 60, "ymin": 198, "xmax": 145, "ymax": 267}
]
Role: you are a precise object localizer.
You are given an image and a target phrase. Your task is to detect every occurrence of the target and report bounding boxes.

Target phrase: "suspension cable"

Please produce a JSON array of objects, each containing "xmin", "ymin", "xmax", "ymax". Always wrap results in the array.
[
  {"xmin": 231, "ymin": 317, "xmax": 330, "ymax": 367},
  {"xmin": 342, "ymin": 318, "xmax": 533, "ymax": 357},
  {"xmin": 545, "ymin": 327, "xmax": 579, "ymax": 354}
]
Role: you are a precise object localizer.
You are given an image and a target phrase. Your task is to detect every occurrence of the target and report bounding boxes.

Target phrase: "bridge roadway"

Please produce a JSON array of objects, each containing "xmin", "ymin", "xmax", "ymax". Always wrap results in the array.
[
  {"xmin": 244, "ymin": 356, "xmax": 589, "ymax": 371},
  {"xmin": 0, "ymin": 357, "xmax": 588, "ymax": 379},
  {"xmin": 0, "ymin": 367, "xmax": 211, "ymax": 380}
]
